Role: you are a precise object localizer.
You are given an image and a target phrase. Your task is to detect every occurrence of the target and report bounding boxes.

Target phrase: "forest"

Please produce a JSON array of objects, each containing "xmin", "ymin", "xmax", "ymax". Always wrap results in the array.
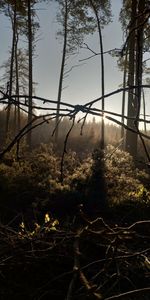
[{"xmin": 0, "ymin": 0, "xmax": 150, "ymax": 299}]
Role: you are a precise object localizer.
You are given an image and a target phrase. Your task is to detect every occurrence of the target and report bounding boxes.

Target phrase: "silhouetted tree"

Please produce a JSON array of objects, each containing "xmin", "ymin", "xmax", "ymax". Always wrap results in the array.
[
  {"xmin": 0, "ymin": 1, "xmax": 27, "ymax": 135},
  {"xmin": 120, "ymin": 0, "xmax": 149, "ymax": 157},
  {"xmin": 54, "ymin": 0, "xmax": 98, "ymax": 142},
  {"xmin": 26, "ymin": 0, "xmax": 33, "ymax": 150},
  {"xmin": 89, "ymin": 0, "xmax": 112, "ymax": 149},
  {"xmin": 5, "ymin": 1, "xmax": 17, "ymax": 137},
  {"xmin": 0, "ymin": 49, "xmax": 31, "ymax": 132}
]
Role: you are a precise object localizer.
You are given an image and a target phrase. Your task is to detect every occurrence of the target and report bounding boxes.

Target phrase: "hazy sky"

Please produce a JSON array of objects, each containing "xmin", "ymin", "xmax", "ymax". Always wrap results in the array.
[
  {"xmin": 0, "ymin": 0, "xmax": 149, "ymax": 125},
  {"xmin": 34, "ymin": 0, "xmax": 123, "ymax": 115}
]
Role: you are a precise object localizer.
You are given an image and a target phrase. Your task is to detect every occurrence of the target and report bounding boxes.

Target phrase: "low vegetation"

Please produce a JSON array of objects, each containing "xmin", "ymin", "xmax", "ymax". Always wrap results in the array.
[
  {"xmin": 0, "ymin": 139, "xmax": 149, "ymax": 299},
  {"xmin": 0, "ymin": 143, "xmax": 150, "ymax": 223}
]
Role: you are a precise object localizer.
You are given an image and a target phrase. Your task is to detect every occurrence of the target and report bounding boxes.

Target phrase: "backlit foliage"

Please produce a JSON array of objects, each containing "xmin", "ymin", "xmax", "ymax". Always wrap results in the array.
[
  {"xmin": 18, "ymin": 212, "xmax": 59, "ymax": 239},
  {"xmin": 0, "ymin": 143, "xmax": 149, "ymax": 224},
  {"xmin": 105, "ymin": 145, "xmax": 149, "ymax": 203}
]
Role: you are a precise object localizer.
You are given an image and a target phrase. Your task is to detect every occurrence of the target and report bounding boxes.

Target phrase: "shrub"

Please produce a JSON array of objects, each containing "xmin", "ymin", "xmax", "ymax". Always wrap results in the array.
[
  {"xmin": 0, "ymin": 143, "xmax": 149, "ymax": 224},
  {"xmin": 105, "ymin": 145, "xmax": 150, "ymax": 207}
]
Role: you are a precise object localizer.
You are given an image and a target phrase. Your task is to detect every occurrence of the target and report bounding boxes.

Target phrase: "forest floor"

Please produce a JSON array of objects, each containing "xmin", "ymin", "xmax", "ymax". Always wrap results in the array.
[
  {"xmin": 0, "ymin": 144, "xmax": 150, "ymax": 299},
  {"xmin": 0, "ymin": 209, "xmax": 149, "ymax": 300}
]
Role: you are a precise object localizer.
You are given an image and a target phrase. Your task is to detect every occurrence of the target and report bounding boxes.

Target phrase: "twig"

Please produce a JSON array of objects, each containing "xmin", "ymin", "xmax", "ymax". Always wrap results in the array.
[
  {"xmin": 52, "ymin": 116, "xmax": 63, "ymax": 137},
  {"xmin": 60, "ymin": 117, "xmax": 75, "ymax": 182},
  {"xmin": 104, "ymin": 287, "xmax": 150, "ymax": 300},
  {"xmin": 80, "ymin": 44, "xmax": 121, "ymax": 62},
  {"xmin": 1, "ymin": 85, "xmax": 150, "ymax": 163},
  {"xmin": 66, "ymin": 229, "xmax": 81, "ymax": 300},
  {"xmin": 79, "ymin": 104, "xmax": 92, "ymax": 135}
]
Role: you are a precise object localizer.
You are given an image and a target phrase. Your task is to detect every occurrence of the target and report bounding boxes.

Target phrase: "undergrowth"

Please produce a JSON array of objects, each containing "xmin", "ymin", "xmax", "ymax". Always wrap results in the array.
[
  {"xmin": 0, "ymin": 143, "xmax": 149, "ymax": 225},
  {"xmin": 0, "ymin": 144, "xmax": 150, "ymax": 299}
]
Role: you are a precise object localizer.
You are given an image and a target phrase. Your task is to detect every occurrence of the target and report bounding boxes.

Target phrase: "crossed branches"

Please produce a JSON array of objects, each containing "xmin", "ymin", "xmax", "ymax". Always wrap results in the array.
[{"xmin": 0, "ymin": 84, "xmax": 150, "ymax": 167}]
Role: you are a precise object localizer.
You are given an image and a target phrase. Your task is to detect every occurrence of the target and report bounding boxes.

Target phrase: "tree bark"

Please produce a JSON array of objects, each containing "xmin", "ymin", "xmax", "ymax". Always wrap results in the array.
[
  {"xmin": 125, "ymin": 0, "xmax": 145, "ymax": 158},
  {"xmin": 125, "ymin": 0, "xmax": 137, "ymax": 156},
  {"xmin": 142, "ymin": 88, "xmax": 146, "ymax": 133},
  {"xmin": 134, "ymin": 0, "xmax": 145, "ymax": 139},
  {"xmin": 6, "ymin": 1, "xmax": 17, "ymax": 138},
  {"xmin": 55, "ymin": 0, "xmax": 68, "ymax": 143},
  {"xmin": 121, "ymin": 48, "xmax": 128, "ymax": 148},
  {"xmin": 89, "ymin": 0, "xmax": 105, "ymax": 150},
  {"xmin": 14, "ymin": 30, "xmax": 20, "ymax": 134},
  {"xmin": 27, "ymin": 0, "xmax": 33, "ymax": 150}
]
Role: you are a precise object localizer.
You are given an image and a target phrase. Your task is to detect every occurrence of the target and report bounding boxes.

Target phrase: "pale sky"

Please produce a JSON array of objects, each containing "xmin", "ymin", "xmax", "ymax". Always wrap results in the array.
[
  {"xmin": 34, "ymin": 0, "xmax": 123, "ymax": 112},
  {"xmin": 0, "ymin": 0, "xmax": 149, "ymax": 126}
]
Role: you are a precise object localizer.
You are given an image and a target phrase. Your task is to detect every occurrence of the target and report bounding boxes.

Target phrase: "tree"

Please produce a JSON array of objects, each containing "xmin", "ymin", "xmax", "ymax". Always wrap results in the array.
[
  {"xmin": 0, "ymin": 49, "xmax": 29, "ymax": 132},
  {"xmin": 26, "ymin": 0, "xmax": 33, "ymax": 150},
  {"xmin": 54, "ymin": 0, "xmax": 112, "ymax": 143},
  {"xmin": 124, "ymin": 0, "xmax": 137, "ymax": 156},
  {"xmin": 88, "ymin": 0, "xmax": 112, "ymax": 149},
  {"xmin": 22, "ymin": 0, "xmax": 40, "ymax": 148},
  {"xmin": 121, "ymin": 48, "xmax": 128, "ymax": 146},
  {"xmin": 54, "ymin": 0, "xmax": 68, "ymax": 142},
  {"xmin": 5, "ymin": 0, "xmax": 17, "ymax": 137},
  {"xmin": 119, "ymin": 0, "xmax": 149, "ymax": 157},
  {"xmin": 0, "ymin": 0, "xmax": 28, "ymax": 135},
  {"xmin": 0, "ymin": 0, "xmax": 40, "ymax": 146},
  {"xmin": 53, "ymin": 0, "xmax": 97, "ymax": 142}
]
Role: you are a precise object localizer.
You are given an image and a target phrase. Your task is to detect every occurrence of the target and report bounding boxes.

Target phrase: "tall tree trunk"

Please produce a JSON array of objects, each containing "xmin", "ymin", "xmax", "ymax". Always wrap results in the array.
[
  {"xmin": 125, "ymin": 0, "xmax": 145, "ymax": 158},
  {"xmin": 121, "ymin": 48, "xmax": 128, "ymax": 149},
  {"xmin": 142, "ymin": 88, "xmax": 146, "ymax": 133},
  {"xmin": 6, "ymin": 1, "xmax": 17, "ymax": 138},
  {"xmin": 27, "ymin": 0, "xmax": 33, "ymax": 150},
  {"xmin": 134, "ymin": 0, "xmax": 145, "ymax": 150},
  {"xmin": 125, "ymin": 0, "xmax": 137, "ymax": 156},
  {"xmin": 14, "ymin": 31, "xmax": 20, "ymax": 134},
  {"xmin": 89, "ymin": 0, "xmax": 105, "ymax": 150},
  {"xmin": 55, "ymin": 0, "xmax": 68, "ymax": 143}
]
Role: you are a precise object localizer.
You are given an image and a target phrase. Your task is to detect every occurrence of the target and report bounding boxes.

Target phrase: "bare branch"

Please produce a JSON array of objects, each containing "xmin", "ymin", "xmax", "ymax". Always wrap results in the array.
[
  {"xmin": 60, "ymin": 117, "xmax": 75, "ymax": 182},
  {"xmin": 104, "ymin": 287, "xmax": 150, "ymax": 300},
  {"xmin": 79, "ymin": 44, "xmax": 121, "ymax": 62}
]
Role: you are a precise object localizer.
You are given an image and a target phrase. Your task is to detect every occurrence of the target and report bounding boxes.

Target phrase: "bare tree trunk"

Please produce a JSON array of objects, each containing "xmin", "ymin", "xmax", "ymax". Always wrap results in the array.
[
  {"xmin": 142, "ymin": 88, "xmax": 146, "ymax": 133},
  {"xmin": 121, "ymin": 48, "xmax": 128, "ymax": 149},
  {"xmin": 134, "ymin": 0, "xmax": 145, "ymax": 145},
  {"xmin": 55, "ymin": 0, "xmax": 68, "ymax": 143},
  {"xmin": 27, "ymin": 0, "xmax": 33, "ymax": 150},
  {"xmin": 89, "ymin": 0, "xmax": 105, "ymax": 150},
  {"xmin": 6, "ymin": 1, "xmax": 17, "ymax": 138},
  {"xmin": 14, "ymin": 30, "xmax": 20, "ymax": 134},
  {"xmin": 125, "ymin": 0, "xmax": 145, "ymax": 158},
  {"xmin": 125, "ymin": 0, "xmax": 137, "ymax": 156}
]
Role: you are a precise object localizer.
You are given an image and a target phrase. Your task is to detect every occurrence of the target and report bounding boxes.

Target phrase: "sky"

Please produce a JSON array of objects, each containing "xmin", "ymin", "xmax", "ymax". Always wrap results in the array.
[
  {"xmin": 34, "ymin": 0, "xmax": 124, "ymax": 115},
  {"xmin": 0, "ymin": 0, "xmax": 149, "ymax": 126}
]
